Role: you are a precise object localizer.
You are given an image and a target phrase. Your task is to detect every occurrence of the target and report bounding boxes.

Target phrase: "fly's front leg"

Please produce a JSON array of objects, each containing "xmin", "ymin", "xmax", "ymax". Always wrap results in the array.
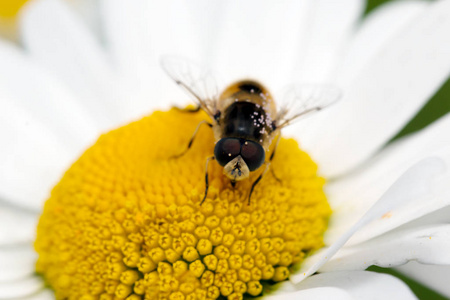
[
  {"xmin": 248, "ymin": 162, "xmax": 271, "ymax": 205},
  {"xmin": 269, "ymin": 134, "xmax": 281, "ymax": 182},
  {"xmin": 201, "ymin": 156, "xmax": 215, "ymax": 205},
  {"xmin": 172, "ymin": 120, "xmax": 212, "ymax": 158}
]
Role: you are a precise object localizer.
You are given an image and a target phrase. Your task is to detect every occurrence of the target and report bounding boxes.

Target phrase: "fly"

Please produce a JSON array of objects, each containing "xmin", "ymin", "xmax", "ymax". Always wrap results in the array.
[{"xmin": 161, "ymin": 57, "xmax": 341, "ymax": 205}]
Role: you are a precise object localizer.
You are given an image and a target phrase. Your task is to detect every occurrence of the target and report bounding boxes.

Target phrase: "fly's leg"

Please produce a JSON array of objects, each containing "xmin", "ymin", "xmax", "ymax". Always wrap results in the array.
[
  {"xmin": 172, "ymin": 120, "xmax": 212, "ymax": 158},
  {"xmin": 201, "ymin": 156, "xmax": 215, "ymax": 205},
  {"xmin": 248, "ymin": 162, "xmax": 271, "ymax": 205},
  {"xmin": 270, "ymin": 169, "xmax": 281, "ymax": 182},
  {"xmin": 248, "ymin": 134, "xmax": 282, "ymax": 205},
  {"xmin": 269, "ymin": 134, "xmax": 281, "ymax": 182},
  {"xmin": 174, "ymin": 105, "xmax": 202, "ymax": 113}
]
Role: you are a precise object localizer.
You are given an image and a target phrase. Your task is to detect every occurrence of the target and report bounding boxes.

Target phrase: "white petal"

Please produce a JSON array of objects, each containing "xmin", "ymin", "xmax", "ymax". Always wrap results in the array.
[
  {"xmin": 100, "ymin": 0, "xmax": 215, "ymax": 120},
  {"xmin": 396, "ymin": 261, "xmax": 450, "ymax": 298},
  {"xmin": 264, "ymin": 287, "xmax": 351, "ymax": 300},
  {"xmin": 261, "ymin": 280, "xmax": 352, "ymax": 299},
  {"xmin": 291, "ymin": 158, "xmax": 444, "ymax": 283},
  {"xmin": 20, "ymin": 0, "xmax": 124, "ymax": 126},
  {"xmin": 0, "ymin": 276, "xmax": 44, "ymax": 298},
  {"xmin": 292, "ymin": 0, "xmax": 364, "ymax": 83},
  {"xmin": 0, "ymin": 205, "xmax": 37, "ymax": 246},
  {"xmin": 0, "ymin": 99, "xmax": 71, "ymax": 210},
  {"xmin": 296, "ymin": 0, "xmax": 450, "ymax": 177},
  {"xmin": 0, "ymin": 39, "xmax": 101, "ymax": 151},
  {"xmin": 326, "ymin": 114, "xmax": 450, "ymax": 245},
  {"xmin": 66, "ymin": 0, "xmax": 102, "ymax": 40},
  {"xmin": 296, "ymin": 271, "xmax": 417, "ymax": 300},
  {"xmin": 0, "ymin": 246, "xmax": 36, "ymax": 282},
  {"xmin": 213, "ymin": 0, "xmax": 313, "ymax": 89},
  {"xmin": 338, "ymin": 0, "xmax": 429, "ymax": 85},
  {"xmin": 396, "ymin": 204, "xmax": 450, "ymax": 230},
  {"xmin": 101, "ymin": 0, "xmax": 210, "ymax": 70},
  {"xmin": 322, "ymin": 224, "xmax": 450, "ymax": 272},
  {"xmin": 17, "ymin": 289, "xmax": 54, "ymax": 300}
]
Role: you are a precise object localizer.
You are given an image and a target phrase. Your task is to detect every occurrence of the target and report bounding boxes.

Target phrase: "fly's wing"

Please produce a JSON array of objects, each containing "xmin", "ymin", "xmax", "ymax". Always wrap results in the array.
[
  {"xmin": 275, "ymin": 84, "xmax": 342, "ymax": 129},
  {"xmin": 160, "ymin": 56, "xmax": 219, "ymax": 119}
]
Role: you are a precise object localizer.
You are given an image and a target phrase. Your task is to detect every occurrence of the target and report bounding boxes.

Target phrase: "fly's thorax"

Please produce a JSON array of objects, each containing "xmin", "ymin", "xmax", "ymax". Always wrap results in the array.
[
  {"xmin": 216, "ymin": 80, "xmax": 277, "ymax": 151},
  {"xmin": 217, "ymin": 100, "xmax": 274, "ymax": 150}
]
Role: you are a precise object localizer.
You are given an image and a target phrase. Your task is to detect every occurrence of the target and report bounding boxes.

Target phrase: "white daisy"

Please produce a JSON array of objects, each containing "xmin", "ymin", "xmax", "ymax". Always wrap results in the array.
[{"xmin": 1, "ymin": 0, "xmax": 450, "ymax": 299}]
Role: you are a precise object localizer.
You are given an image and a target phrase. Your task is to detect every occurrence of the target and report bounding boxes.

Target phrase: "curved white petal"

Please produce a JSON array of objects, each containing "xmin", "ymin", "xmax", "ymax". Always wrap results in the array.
[
  {"xmin": 0, "ymin": 276, "xmax": 44, "ymax": 298},
  {"xmin": 396, "ymin": 261, "xmax": 450, "ymax": 298},
  {"xmin": 264, "ymin": 287, "xmax": 351, "ymax": 300},
  {"xmin": 296, "ymin": 0, "xmax": 450, "ymax": 177},
  {"xmin": 396, "ymin": 204, "xmax": 450, "ymax": 231},
  {"xmin": 0, "ymin": 39, "xmax": 101, "ymax": 151},
  {"xmin": 66, "ymin": 0, "xmax": 102, "ymax": 40},
  {"xmin": 19, "ymin": 289, "xmax": 54, "ymax": 300},
  {"xmin": 0, "ymin": 100, "xmax": 72, "ymax": 210},
  {"xmin": 0, "ymin": 205, "xmax": 37, "ymax": 246},
  {"xmin": 326, "ymin": 114, "xmax": 450, "ymax": 245},
  {"xmin": 291, "ymin": 158, "xmax": 444, "ymax": 283},
  {"xmin": 0, "ymin": 246, "xmax": 36, "ymax": 282},
  {"xmin": 296, "ymin": 271, "xmax": 417, "ymax": 300},
  {"xmin": 338, "ymin": 0, "xmax": 429, "ymax": 85},
  {"xmin": 292, "ymin": 0, "xmax": 364, "ymax": 83},
  {"xmin": 323, "ymin": 224, "xmax": 450, "ymax": 272},
  {"xmin": 213, "ymin": 0, "xmax": 312, "ymax": 89},
  {"xmin": 99, "ymin": 0, "xmax": 209, "ymax": 120},
  {"xmin": 212, "ymin": 0, "xmax": 364, "ymax": 89},
  {"xmin": 20, "ymin": 0, "xmax": 124, "ymax": 126},
  {"xmin": 101, "ymin": 0, "xmax": 212, "ymax": 69}
]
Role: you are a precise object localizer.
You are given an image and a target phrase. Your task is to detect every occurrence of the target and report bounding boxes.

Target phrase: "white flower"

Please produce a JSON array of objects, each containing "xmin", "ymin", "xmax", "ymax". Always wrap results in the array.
[{"xmin": 1, "ymin": 0, "xmax": 450, "ymax": 299}]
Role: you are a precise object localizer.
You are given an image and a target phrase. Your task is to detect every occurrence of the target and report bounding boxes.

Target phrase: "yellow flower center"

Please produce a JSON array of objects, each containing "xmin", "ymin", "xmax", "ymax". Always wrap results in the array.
[
  {"xmin": 35, "ymin": 108, "xmax": 331, "ymax": 300},
  {"xmin": 0, "ymin": 0, "xmax": 28, "ymax": 18},
  {"xmin": 0, "ymin": 0, "xmax": 28, "ymax": 41}
]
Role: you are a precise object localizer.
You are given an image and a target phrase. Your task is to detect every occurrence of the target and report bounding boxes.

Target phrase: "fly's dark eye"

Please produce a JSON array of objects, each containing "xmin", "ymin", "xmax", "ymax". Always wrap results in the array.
[
  {"xmin": 214, "ymin": 138, "xmax": 241, "ymax": 166},
  {"xmin": 241, "ymin": 140, "xmax": 265, "ymax": 171}
]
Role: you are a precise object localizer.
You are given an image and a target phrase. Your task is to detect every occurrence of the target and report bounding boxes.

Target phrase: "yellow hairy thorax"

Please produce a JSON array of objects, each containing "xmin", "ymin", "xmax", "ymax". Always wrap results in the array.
[{"xmin": 35, "ymin": 108, "xmax": 331, "ymax": 300}]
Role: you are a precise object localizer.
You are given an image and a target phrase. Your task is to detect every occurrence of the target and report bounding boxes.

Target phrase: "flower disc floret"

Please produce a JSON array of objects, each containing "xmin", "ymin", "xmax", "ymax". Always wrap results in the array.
[{"xmin": 35, "ymin": 108, "xmax": 331, "ymax": 299}]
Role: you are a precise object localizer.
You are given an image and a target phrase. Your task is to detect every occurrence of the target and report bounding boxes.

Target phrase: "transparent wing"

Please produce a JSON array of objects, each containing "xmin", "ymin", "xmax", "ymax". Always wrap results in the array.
[
  {"xmin": 160, "ymin": 56, "xmax": 219, "ymax": 118},
  {"xmin": 275, "ymin": 84, "xmax": 342, "ymax": 129}
]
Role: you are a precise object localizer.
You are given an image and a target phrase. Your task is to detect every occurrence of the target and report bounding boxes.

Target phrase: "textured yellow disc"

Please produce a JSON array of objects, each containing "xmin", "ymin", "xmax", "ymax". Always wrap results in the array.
[
  {"xmin": 0, "ymin": 0, "xmax": 28, "ymax": 18},
  {"xmin": 35, "ymin": 108, "xmax": 331, "ymax": 299}
]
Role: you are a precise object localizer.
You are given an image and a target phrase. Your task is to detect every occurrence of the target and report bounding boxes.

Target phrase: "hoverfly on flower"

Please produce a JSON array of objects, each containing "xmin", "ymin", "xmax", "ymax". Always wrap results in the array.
[{"xmin": 161, "ymin": 57, "xmax": 341, "ymax": 204}]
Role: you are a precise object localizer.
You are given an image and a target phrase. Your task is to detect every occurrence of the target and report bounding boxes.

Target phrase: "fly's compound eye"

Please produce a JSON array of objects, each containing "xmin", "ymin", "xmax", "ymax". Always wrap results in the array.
[
  {"xmin": 241, "ymin": 140, "xmax": 265, "ymax": 171},
  {"xmin": 214, "ymin": 138, "xmax": 241, "ymax": 167}
]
